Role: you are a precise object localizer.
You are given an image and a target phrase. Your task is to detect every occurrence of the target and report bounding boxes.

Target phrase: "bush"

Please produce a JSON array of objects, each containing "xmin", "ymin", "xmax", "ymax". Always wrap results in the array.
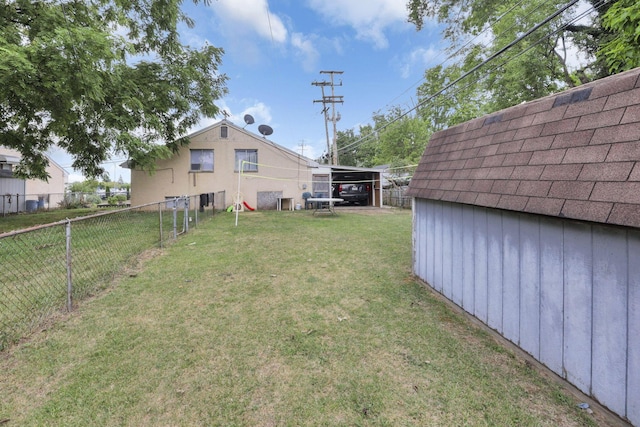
[
  {"xmin": 84, "ymin": 194, "xmax": 102, "ymax": 206},
  {"xmin": 107, "ymin": 194, "xmax": 127, "ymax": 205},
  {"xmin": 59, "ymin": 194, "xmax": 90, "ymax": 209}
]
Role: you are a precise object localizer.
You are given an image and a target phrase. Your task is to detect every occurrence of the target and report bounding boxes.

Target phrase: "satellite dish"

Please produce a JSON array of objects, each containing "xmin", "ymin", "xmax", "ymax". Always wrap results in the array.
[
  {"xmin": 244, "ymin": 114, "xmax": 254, "ymax": 125},
  {"xmin": 258, "ymin": 124, "xmax": 273, "ymax": 137}
]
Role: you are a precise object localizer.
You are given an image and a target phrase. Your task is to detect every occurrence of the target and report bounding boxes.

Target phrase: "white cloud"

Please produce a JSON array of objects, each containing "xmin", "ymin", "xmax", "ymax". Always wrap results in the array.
[
  {"xmin": 212, "ymin": 0, "xmax": 288, "ymax": 43},
  {"xmin": 235, "ymin": 100, "xmax": 273, "ymax": 125},
  {"xmin": 290, "ymin": 32, "xmax": 320, "ymax": 72},
  {"xmin": 306, "ymin": 0, "xmax": 409, "ymax": 49},
  {"xmin": 207, "ymin": 0, "xmax": 325, "ymax": 71},
  {"xmin": 291, "ymin": 141, "xmax": 319, "ymax": 160},
  {"xmin": 399, "ymin": 46, "xmax": 440, "ymax": 78},
  {"xmin": 195, "ymin": 98, "xmax": 273, "ymax": 132}
]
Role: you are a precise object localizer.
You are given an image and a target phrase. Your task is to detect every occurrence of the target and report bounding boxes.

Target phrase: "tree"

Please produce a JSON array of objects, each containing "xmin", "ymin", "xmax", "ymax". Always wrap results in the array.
[
  {"xmin": 336, "ymin": 126, "xmax": 378, "ymax": 167},
  {"xmin": 406, "ymin": 0, "xmax": 640, "ymax": 112},
  {"xmin": 336, "ymin": 108, "xmax": 431, "ymax": 168},
  {"xmin": 68, "ymin": 179, "xmax": 100, "ymax": 194},
  {"xmin": 371, "ymin": 109, "xmax": 431, "ymax": 167},
  {"xmin": 1, "ymin": 0, "xmax": 228, "ymax": 180},
  {"xmin": 600, "ymin": 0, "xmax": 640, "ymax": 73},
  {"xmin": 416, "ymin": 63, "xmax": 487, "ymax": 130}
]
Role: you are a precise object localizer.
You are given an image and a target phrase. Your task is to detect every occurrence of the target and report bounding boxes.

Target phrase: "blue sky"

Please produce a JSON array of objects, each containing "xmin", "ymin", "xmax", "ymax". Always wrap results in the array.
[
  {"xmin": 49, "ymin": 0, "xmax": 598, "ymax": 183},
  {"xmin": 54, "ymin": 0, "xmax": 446, "ymax": 182}
]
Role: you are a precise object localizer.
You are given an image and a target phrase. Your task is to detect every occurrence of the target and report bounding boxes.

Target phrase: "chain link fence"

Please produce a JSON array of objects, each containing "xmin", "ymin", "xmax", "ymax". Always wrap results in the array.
[{"xmin": 0, "ymin": 195, "xmax": 215, "ymax": 350}]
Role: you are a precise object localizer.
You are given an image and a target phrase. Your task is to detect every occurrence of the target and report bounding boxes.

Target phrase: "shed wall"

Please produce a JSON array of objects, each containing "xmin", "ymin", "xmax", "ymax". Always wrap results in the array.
[{"xmin": 413, "ymin": 198, "xmax": 639, "ymax": 425}]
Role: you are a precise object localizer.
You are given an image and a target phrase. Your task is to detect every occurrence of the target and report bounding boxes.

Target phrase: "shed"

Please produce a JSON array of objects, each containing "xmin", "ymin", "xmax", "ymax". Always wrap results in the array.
[{"xmin": 407, "ymin": 67, "xmax": 640, "ymax": 425}]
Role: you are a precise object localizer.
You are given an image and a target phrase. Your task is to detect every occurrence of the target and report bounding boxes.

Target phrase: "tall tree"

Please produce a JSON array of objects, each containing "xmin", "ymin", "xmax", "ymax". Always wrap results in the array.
[
  {"xmin": 406, "ymin": 0, "xmax": 638, "ymax": 113},
  {"xmin": 416, "ymin": 63, "xmax": 487, "ymax": 130},
  {"xmin": 336, "ymin": 125, "xmax": 378, "ymax": 167},
  {"xmin": 336, "ymin": 108, "xmax": 431, "ymax": 168},
  {"xmin": 372, "ymin": 108, "xmax": 431, "ymax": 166},
  {"xmin": 1, "ymin": 0, "xmax": 227, "ymax": 180}
]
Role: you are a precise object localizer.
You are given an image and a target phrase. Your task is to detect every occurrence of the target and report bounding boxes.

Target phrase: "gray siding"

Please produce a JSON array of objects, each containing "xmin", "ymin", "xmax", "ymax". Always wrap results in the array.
[
  {"xmin": 0, "ymin": 178, "xmax": 26, "ymax": 214},
  {"xmin": 412, "ymin": 198, "xmax": 639, "ymax": 426}
]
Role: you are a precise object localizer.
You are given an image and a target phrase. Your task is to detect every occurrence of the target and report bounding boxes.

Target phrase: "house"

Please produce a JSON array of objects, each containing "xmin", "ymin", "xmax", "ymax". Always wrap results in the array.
[
  {"xmin": 127, "ymin": 119, "xmax": 320, "ymax": 210},
  {"xmin": 0, "ymin": 146, "xmax": 68, "ymax": 214},
  {"xmin": 126, "ymin": 119, "xmax": 384, "ymax": 210},
  {"xmin": 406, "ymin": 67, "xmax": 640, "ymax": 425}
]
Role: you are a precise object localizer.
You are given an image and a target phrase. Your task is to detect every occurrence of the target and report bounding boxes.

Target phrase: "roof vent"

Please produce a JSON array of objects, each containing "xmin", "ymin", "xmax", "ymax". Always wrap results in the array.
[
  {"xmin": 483, "ymin": 114, "xmax": 503, "ymax": 126},
  {"xmin": 553, "ymin": 87, "xmax": 593, "ymax": 107}
]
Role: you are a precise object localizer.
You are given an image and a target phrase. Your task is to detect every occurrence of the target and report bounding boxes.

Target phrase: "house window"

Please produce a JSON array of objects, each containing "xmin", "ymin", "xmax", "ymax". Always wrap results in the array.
[
  {"xmin": 235, "ymin": 149, "xmax": 258, "ymax": 172},
  {"xmin": 0, "ymin": 163, "xmax": 12, "ymax": 178},
  {"xmin": 220, "ymin": 125, "xmax": 228, "ymax": 138},
  {"xmin": 190, "ymin": 149, "xmax": 214, "ymax": 171}
]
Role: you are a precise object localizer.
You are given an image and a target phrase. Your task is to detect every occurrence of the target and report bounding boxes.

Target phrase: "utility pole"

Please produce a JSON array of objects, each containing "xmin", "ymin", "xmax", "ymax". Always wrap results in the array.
[{"xmin": 312, "ymin": 70, "xmax": 343, "ymax": 165}]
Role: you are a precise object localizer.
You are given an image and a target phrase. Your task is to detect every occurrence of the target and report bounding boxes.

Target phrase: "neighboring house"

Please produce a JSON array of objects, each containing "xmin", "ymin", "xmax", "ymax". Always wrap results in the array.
[
  {"xmin": 127, "ymin": 120, "xmax": 320, "ymax": 210},
  {"xmin": 0, "ymin": 147, "xmax": 68, "ymax": 214},
  {"xmin": 126, "ymin": 119, "xmax": 383, "ymax": 210},
  {"xmin": 407, "ymin": 67, "xmax": 640, "ymax": 425}
]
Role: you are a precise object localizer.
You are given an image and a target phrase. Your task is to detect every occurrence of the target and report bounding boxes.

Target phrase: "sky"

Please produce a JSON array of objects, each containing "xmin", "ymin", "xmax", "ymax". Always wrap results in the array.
[
  {"xmin": 50, "ymin": 0, "xmax": 597, "ymax": 183},
  {"xmin": 52, "ymin": 0, "xmax": 444, "ymax": 183}
]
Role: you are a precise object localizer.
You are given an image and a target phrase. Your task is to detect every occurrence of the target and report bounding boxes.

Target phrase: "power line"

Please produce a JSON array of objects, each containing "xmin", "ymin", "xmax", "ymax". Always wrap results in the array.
[
  {"xmin": 312, "ymin": 71, "xmax": 344, "ymax": 165},
  {"xmin": 338, "ymin": 0, "xmax": 594, "ymax": 155},
  {"xmin": 382, "ymin": 0, "xmax": 539, "ymax": 111}
]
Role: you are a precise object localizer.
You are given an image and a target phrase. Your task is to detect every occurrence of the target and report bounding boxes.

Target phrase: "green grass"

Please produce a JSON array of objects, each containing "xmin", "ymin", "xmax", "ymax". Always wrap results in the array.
[
  {"xmin": 0, "ymin": 210, "xmax": 596, "ymax": 426},
  {"xmin": 0, "ymin": 208, "xmax": 104, "ymax": 234}
]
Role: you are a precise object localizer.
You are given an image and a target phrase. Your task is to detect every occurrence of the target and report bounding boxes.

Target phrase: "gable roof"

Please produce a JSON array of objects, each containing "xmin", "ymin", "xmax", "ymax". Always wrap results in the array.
[
  {"xmin": 0, "ymin": 146, "xmax": 68, "ymax": 177},
  {"xmin": 122, "ymin": 119, "xmax": 321, "ymax": 170},
  {"xmin": 407, "ymin": 67, "xmax": 640, "ymax": 229},
  {"xmin": 190, "ymin": 119, "xmax": 320, "ymax": 167}
]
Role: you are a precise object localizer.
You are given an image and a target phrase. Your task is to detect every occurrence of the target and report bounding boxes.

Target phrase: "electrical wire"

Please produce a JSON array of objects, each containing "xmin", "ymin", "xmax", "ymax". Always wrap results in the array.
[
  {"xmin": 338, "ymin": 0, "xmax": 604, "ymax": 155},
  {"xmin": 381, "ymin": 0, "xmax": 541, "ymax": 111}
]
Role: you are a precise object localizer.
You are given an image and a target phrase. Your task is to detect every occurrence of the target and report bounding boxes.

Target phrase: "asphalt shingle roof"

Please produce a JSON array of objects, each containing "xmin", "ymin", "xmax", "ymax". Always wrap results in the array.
[{"xmin": 407, "ymin": 67, "xmax": 640, "ymax": 228}]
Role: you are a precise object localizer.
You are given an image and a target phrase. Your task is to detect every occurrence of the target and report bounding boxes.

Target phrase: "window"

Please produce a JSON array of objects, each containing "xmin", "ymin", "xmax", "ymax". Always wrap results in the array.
[
  {"xmin": 220, "ymin": 125, "xmax": 228, "ymax": 138},
  {"xmin": 190, "ymin": 149, "xmax": 214, "ymax": 171},
  {"xmin": 235, "ymin": 149, "xmax": 258, "ymax": 172}
]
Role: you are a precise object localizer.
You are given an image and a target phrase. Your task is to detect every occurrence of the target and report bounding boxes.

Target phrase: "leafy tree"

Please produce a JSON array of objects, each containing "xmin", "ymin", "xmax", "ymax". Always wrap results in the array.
[
  {"xmin": 1, "ymin": 0, "xmax": 228, "ymax": 180},
  {"xmin": 416, "ymin": 63, "xmax": 487, "ymax": 130},
  {"xmin": 371, "ymin": 108, "xmax": 430, "ymax": 166},
  {"xmin": 406, "ymin": 0, "xmax": 639, "ymax": 112},
  {"xmin": 336, "ymin": 126, "xmax": 378, "ymax": 167},
  {"xmin": 337, "ymin": 109, "xmax": 430, "ymax": 168},
  {"xmin": 600, "ymin": 0, "xmax": 640, "ymax": 73},
  {"xmin": 68, "ymin": 179, "xmax": 100, "ymax": 194}
]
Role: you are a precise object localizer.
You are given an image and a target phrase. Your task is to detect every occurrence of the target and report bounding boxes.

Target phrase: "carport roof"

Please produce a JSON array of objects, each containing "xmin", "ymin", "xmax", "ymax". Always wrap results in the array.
[{"xmin": 407, "ymin": 67, "xmax": 640, "ymax": 229}]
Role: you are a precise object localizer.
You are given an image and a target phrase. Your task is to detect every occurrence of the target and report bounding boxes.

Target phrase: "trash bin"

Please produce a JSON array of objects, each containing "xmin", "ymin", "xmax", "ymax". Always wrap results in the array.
[{"xmin": 26, "ymin": 200, "xmax": 38, "ymax": 212}]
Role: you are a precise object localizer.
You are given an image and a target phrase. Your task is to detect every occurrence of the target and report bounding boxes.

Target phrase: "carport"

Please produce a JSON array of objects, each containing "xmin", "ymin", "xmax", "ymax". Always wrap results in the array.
[{"xmin": 330, "ymin": 166, "xmax": 383, "ymax": 208}]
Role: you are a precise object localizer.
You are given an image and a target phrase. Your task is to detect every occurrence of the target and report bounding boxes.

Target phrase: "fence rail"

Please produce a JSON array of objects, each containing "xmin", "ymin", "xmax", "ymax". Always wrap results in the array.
[{"xmin": 0, "ymin": 196, "xmax": 215, "ymax": 350}]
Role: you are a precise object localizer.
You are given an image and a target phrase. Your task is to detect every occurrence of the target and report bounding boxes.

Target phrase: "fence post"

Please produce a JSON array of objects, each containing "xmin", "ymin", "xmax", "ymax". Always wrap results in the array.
[
  {"xmin": 172, "ymin": 199, "xmax": 178, "ymax": 240},
  {"xmin": 184, "ymin": 196, "xmax": 189, "ymax": 233},
  {"xmin": 65, "ymin": 219, "xmax": 73, "ymax": 312},
  {"xmin": 194, "ymin": 195, "xmax": 199, "ymax": 227},
  {"xmin": 158, "ymin": 202, "xmax": 164, "ymax": 248}
]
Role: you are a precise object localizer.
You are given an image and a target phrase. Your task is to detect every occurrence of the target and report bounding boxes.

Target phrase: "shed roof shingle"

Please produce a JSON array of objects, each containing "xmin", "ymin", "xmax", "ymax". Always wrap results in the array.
[{"xmin": 407, "ymin": 67, "xmax": 640, "ymax": 229}]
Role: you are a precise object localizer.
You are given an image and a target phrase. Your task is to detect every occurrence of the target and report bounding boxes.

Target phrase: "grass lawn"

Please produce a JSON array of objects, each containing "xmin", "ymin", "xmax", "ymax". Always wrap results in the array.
[
  {"xmin": 0, "ymin": 208, "xmax": 104, "ymax": 234},
  {"xmin": 0, "ymin": 209, "xmax": 598, "ymax": 426}
]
